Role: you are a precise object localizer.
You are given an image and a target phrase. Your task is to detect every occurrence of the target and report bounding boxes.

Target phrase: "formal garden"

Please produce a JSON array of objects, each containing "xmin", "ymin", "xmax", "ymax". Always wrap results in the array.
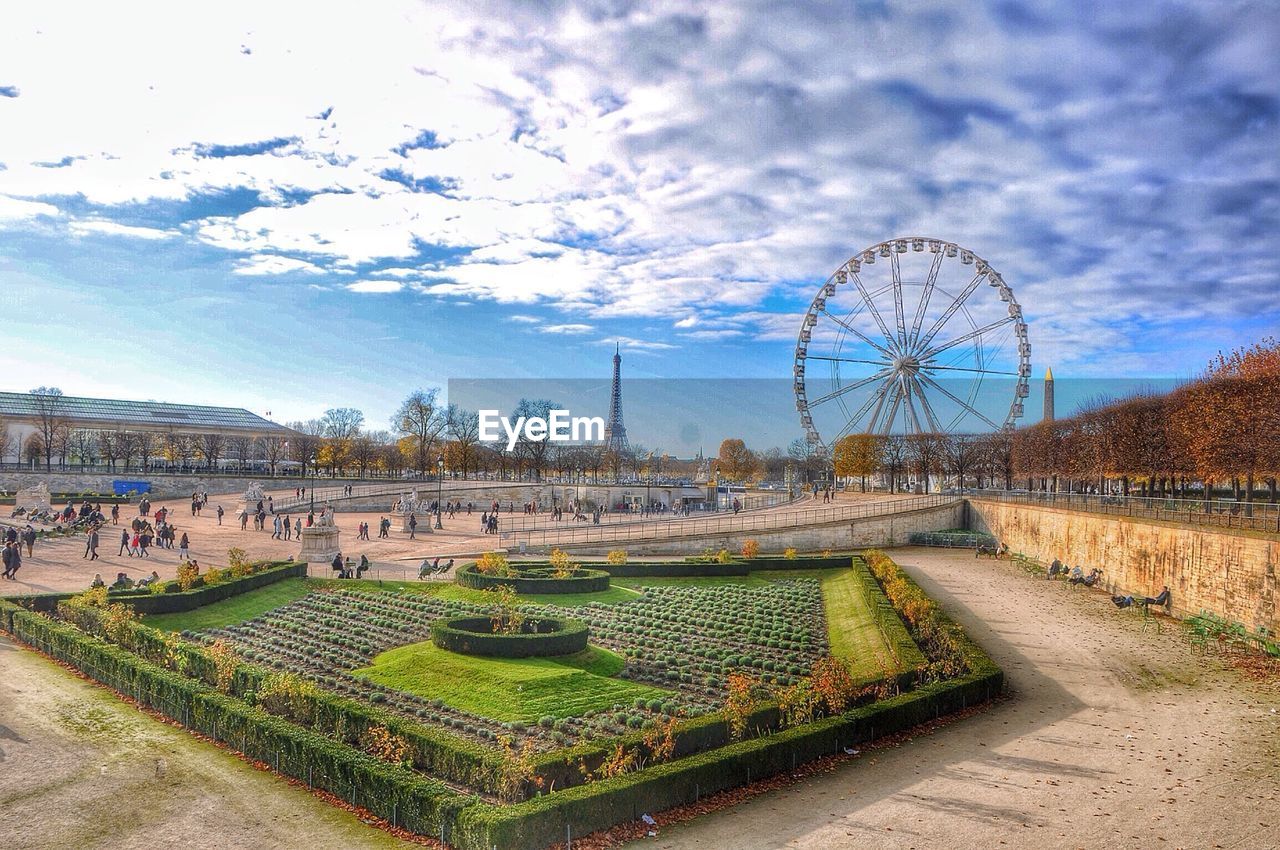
[{"xmin": 0, "ymin": 545, "xmax": 1002, "ymax": 849}]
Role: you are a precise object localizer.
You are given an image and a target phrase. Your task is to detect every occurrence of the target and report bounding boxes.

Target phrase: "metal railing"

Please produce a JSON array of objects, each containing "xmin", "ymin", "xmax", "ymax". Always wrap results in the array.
[
  {"xmin": 965, "ymin": 488, "xmax": 1280, "ymax": 534},
  {"xmin": 271, "ymin": 481, "xmax": 800, "ymax": 529},
  {"xmin": 501, "ymin": 493, "xmax": 959, "ymax": 547}
]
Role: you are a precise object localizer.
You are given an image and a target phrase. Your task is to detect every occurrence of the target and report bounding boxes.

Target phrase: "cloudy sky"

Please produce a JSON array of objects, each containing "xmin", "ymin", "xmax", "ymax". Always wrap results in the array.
[{"xmin": 1, "ymin": 0, "xmax": 1276, "ymax": 433}]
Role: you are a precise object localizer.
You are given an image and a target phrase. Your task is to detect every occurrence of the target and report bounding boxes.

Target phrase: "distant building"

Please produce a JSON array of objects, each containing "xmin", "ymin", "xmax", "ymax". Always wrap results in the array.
[
  {"xmin": 1043, "ymin": 367, "xmax": 1055, "ymax": 422},
  {"xmin": 603, "ymin": 343, "xmax": 630, "ymax": 456},
  {"xmin": 0, "ymin": 390, "xmax": 291, "ymax": 466}
]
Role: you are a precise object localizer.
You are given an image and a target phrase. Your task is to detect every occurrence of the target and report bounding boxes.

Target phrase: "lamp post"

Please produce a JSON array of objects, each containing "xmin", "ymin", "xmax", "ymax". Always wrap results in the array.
[
  {"xmin": 309, "ymin": 453, "xmax": 317, "ymax": 515},
  {"xmin": 435, "ymin": 455, "xmax": 444, "ymax": 529}
]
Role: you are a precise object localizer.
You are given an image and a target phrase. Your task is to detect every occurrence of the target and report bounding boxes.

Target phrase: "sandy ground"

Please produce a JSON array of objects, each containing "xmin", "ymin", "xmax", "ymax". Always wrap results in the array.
[
  {"xmin": 0, "ymin": 487, "xmax": 899, "ymax": 595},
  {"xmin": 0, "ymin": 636, "xmax": 413, "ymax": 850},
  {"xmin": 628, "ymin": 546, "xmax": 1280, "ymax": 850}
]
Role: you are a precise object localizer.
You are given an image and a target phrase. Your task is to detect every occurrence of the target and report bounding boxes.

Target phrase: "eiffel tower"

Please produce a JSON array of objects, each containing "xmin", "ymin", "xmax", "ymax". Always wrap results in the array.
[{"xmin": 604, "ymin": 342, "xmax": 630, "ymax": 456}]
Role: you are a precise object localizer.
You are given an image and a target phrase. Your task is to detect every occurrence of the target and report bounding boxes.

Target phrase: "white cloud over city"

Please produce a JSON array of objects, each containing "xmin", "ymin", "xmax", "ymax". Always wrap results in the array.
[{"xmin": 0, "ymin": 0, "xmax": 1276, "ymax": 378}]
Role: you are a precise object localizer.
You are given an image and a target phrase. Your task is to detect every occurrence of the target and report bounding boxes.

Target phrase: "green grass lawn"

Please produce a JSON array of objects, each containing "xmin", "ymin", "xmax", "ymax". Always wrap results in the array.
[
  {"xmin": 612, "ymin": 575, "xmax": 772, "ymax": 590},
  {"xmin": 308, "ymin": 577, "xmax": 643, "ymax": 607},
  {"xmin": 754, "ymin": 568, "xmax": 925, "ymax": 679},
  {"xmin": 352, "ymin": 641, "xmax": 671, "ymax": 723},
  {"xmin": 144, "ymin": 578, "xmax": 312, "ymax": 632}
]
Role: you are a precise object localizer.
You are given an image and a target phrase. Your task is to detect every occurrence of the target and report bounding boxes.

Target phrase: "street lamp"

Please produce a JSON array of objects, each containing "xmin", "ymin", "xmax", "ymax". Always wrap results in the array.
[
  {"xmin": 309, "ymin": 453, "xmax": 317, "ymax": 515},
  {"xmin": 435, "ymin": 455, "xmax": 444, "ymax": 529}
]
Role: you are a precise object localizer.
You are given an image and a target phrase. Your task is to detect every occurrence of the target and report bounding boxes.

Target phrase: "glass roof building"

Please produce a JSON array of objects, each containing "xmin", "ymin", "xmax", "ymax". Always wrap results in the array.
[{"xmin": 0, "ymin": 391, "xmax": 291, "ymax": 437}]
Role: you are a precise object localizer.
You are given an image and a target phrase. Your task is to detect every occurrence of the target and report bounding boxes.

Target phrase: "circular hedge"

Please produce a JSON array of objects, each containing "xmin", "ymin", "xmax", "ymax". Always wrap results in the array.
[
  {"xmin": 431, "ymin": 616, "xmax": 589, "ymax": 658},
  {"xmin": 456, "ymin": 564, "xmax": 610, "ymax": 594}
]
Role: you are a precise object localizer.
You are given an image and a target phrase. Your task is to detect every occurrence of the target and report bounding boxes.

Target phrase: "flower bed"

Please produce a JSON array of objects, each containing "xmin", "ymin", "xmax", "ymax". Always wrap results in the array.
[
  {"xmin": 431, "ymin": 616, "xmax": 590, "ymax": 657},
  {"xmin": 457, "ymin": 564, "xmax": 611, "ymax": 594}
]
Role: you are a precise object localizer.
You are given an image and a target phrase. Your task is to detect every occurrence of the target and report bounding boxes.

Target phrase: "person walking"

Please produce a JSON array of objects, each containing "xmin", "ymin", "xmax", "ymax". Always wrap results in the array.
[
  {"xmin": 408, "ymin": 513, "xmax": 417, "ymax": 540},
  {"xmin": 2, "ymin": 541, "xmax": 19, "ymax": 580},
  {"xmin": 86, "ymin": 527, "xmax": 100, "ymax": 560},
  {"xmin": 83, "ymin": 528, "xmax": 95, "ymax": 559},
  {"xmin": 178, "ymin": 532, "xmax": 189, "ymax": 561},
  {"xmin": 216, "ymin": 505, "xmax": 224, "ymax": 525},
  {"xmin": 111, "ymin": 503, "xmax": 120, "ymax": 525},
  {"xmin": 22, "ymin": 525, "xmax": 35, "ymax": 557},
  {"xmin": 283, "ymin": 514, "xmax": 292, "ymax": 541},
  {"xmin": 119, "ymin": 529, "xmax": 132, "ymax": 557},
  {"xmin": 272, "ymin": 514, "xmax": 282, "ymax": 539}
]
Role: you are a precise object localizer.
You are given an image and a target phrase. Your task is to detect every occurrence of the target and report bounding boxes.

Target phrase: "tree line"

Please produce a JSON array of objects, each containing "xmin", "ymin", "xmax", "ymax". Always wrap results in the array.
[{"xmin": 816, "ymin": 337, "xmax": 1279, "ymax": 502}]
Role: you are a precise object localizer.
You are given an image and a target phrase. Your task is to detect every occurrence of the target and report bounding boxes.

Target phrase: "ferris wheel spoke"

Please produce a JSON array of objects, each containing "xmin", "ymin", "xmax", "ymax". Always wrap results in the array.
[
  {"xmin": 908, "ymin": 251, "xmax": 944, "ymax": 348},
  {"xmin": 846, "ymin": 273, "xmax": 898, "ymax": 351},
  {"xmin": 920, "ymin": 316, "xmax": 1016, "ymax": 360},
  {"xmin": 807, "ymin": 368, "xmax": 892, "ymax": 408},
  {"xmin": 805, "ymin": 355, "xmax": 891, "ymax": 368},
  {"xmin": 923, "ymin": 363, "xmax": 1019, "ymax": 376},
  {"xmin": 862, "ymin": 379, "xmax": 897, "ymax": 435},
  {"xmin": 819, "ymin": 309, "xmax": 894, "ymax": 358},
  {"xmin": 879, "ymin": 385, "xmax": 904, "ymax": 434},
  {"xmin": 890, "ymin": 253, "xmax": 908, "ymax": 347},
  {"xmin": 901, "ymin": 376, "xmax": 922, "ymax": 433},
  {"xmin": 829, "ymin": 378, "xmax": 890, "ymax": 445},
  {"xmin": 915, "ymin": 271, "xmax": 987, "ymax": 351},
  {"xmin": 916, "ymin": 372, "xmax": 1001, "ymax": 430},
  {"xmin": 910, "ymin": 375, "xmax": 943, "ymax": 432}
]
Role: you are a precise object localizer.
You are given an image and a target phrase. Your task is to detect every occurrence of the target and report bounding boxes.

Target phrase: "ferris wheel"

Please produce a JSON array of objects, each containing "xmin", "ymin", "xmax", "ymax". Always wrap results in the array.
[{"xmin": 794, "ymin": 237, "xmax": 1030, "ymax": 448}]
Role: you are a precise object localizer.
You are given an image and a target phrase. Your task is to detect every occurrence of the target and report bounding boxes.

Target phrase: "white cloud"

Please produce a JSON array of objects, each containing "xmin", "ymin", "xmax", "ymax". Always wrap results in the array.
[
  {"xmin": 0, "ymin": 0, "xmax": 1274, "ymax": 372},
  {"xmin": 508, "ymin": 314, "xmax": 540, "ymax": 323},
  {"xmin": 0, "ymin": 194, "xmax": 61, "ymax": 222},
  {"xmin": 345, "ymin": 279, "xmax": 403, "ymax": 293},
  {"xmin": 233, "ymin": 254, "xmax": 328, "ymax": 275},
  {"xmin": 68, "ymin": 219, "xmax": 177, "ymax": 239},
  {"xmin": 540, "ymin": 323, "xmax": 594, "ymax": 334}
]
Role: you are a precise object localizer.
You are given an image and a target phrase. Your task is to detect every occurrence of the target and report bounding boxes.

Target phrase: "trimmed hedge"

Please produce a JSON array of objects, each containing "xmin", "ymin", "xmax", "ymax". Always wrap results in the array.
[
  {"xmin": 460, "ymin": 668, "xmax": 1002, "ymax": 849},
  {"xmin": 1, "ymin": 602, "xmax": 473, "ymax": 840},
  {"xmin": 431, "ymin": 616, "xmax": 590, "ymax": 658},
  {"xmin": 9, "ymin": 560, "xmax": 305, "ymax": 615},
  {"xmin": 457, "ymin": 564, "xmax": 611, "ymax": 594},
  {"xmin": 44, "ymin": 599, "xmax": 508, "ymax": 796}
]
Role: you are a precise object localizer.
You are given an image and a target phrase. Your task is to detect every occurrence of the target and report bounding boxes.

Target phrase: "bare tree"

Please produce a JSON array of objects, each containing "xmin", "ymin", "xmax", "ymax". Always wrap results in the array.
[
  {"xmin": 286, "ymin": 420, "xmax": 324, "ymax": 477},
  {"xmin": 0, "ymin": 418, "xmax": 16, "ymax": 464},
  {"xmin": 68, "ymin": 429, "xmax": 96, "ymax": 467},
  {"xmin": 880, "ymin": 435, "xmax": 908, "ymax": 493},
  {"xmin": 942, "ymin": 433, "xmax": 979, "ymax": 490},
  {"xmin": 350, "ymin": 433, "xmax": 380, "ymax": 478},
  {"xmin": 196, "ymin": 433, "xmax": 224, "ymax": 471},
  {"xmin": 258, "ymin": 435, "xmax": 288, "ymax": 476},
  {"xmin": 28, "ymin": 386, "xmax": 68, "ymax": 471},
  {"xmin": 447, "ymin": 405, "xmax": 481, "ymax": 478},
  {"xmin": 393, "ymin": 389, "xmax": 447, "ymax": 475},
  {"xmin": 96, "ymin": 430, "xmax": 121, "ymax": 470},
  {"xmin": 226, "ymin": 435, "xmax": 254, "ymax": 471}
]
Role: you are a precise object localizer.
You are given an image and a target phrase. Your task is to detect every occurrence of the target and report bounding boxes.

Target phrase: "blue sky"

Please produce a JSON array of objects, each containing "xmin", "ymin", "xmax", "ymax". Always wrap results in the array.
[{"xmin": 0, "ymin": 1, "xmax": 1276, "ymax": 441}]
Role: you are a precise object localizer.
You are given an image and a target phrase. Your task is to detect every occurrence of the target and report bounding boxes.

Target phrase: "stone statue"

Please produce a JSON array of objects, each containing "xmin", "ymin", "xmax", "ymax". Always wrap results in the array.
[
  {"xmin": 398, "ymin": 490, "xmax": 421, "ymax": 515},
  {"xmin": 316, "ymin": 504, "xmax": 337, "ymax": 527},
  {"xmin": 243, "ymin": 481, "xmax": 266, "ymax": 502}
]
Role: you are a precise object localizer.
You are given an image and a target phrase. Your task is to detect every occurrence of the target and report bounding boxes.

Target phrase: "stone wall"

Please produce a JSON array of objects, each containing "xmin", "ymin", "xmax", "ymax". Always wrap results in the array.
[
  {"xmin": 567, "ymin": 501, "xmax": 964, "ymax": 556},
  {"xmin": 968, "ymin": 498, "xmax": 1278, "ymax": 633},
  {"xmin": 0, "ymin": 471, "xmax": 325, "ymax": 500}
]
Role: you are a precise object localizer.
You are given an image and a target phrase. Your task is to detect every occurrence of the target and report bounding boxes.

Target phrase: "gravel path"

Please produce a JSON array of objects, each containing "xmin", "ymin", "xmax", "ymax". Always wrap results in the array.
[{"xmin": 630, "ymin": 546, "xmax": 1280, "ymax": 850}]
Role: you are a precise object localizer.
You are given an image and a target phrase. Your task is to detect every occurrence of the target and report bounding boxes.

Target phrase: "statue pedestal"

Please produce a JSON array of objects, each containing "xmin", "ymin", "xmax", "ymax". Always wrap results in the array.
[
  {"xmin": 299, "ymin": 525, "xmax": 342, "ymax": 564},
  {"xmin": 397, "ymin": 513, "xmax": 431, "ymax": 534}
]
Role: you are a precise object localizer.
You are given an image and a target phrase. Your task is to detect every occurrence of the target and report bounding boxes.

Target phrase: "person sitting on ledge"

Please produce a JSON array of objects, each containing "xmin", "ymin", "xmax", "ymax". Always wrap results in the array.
[{"xmin": 90, "ymin": 573, "xmax": 105, "ymax": 589}]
